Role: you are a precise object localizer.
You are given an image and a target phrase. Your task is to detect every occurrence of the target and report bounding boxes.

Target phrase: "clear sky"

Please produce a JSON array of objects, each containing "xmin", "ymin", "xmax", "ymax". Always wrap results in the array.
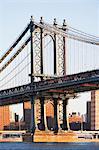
[
  {"xmin": 0, "ymin": 0, "xmax": 99, "ymax": 118},
  {"xmin": 0, "ymin": 0, "xmax": 99, "ymax": 52}
]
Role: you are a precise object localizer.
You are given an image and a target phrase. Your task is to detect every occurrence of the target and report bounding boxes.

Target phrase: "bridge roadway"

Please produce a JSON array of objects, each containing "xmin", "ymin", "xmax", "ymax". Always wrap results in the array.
[{"xmin": 0, "ymin": 69, "xmax": 99, "ymax": 105}]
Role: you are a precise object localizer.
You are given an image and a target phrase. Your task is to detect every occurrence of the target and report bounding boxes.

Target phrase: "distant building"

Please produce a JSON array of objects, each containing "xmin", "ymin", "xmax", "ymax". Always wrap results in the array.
[
  {"xmin": 14, "ymin": 113, "xmax": 19, "ymax": 122},
  {"xmin": 91, "ymin": 90, "xmax": 99, "ymax": 130},
  {"xmin": 23, "ymin": 100, "xmax": 54, "ymax": 130},
  {"xmin": 69, "ymin": 112, "xmax": 83, "ymax": 130},
  {"xmin": 10, "ymin": 111, "xmax": 16, "ymax": 122},
  {"xmin": 0, "ymin": 106, "xmax": 10, "ymax": 130},
  {"xmin": 69, "ymin": 112, "xmax": 82, "ymax": 124}
]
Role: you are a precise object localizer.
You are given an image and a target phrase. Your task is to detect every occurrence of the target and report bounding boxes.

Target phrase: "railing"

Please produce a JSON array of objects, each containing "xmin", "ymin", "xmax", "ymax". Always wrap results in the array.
[
  {"xmin": 36, "ymin": 69, "xmax": 99, "ymax": 87},
  {"xmin": 0, "ymin": 84, "xmax": 32, "ymax": 98}
]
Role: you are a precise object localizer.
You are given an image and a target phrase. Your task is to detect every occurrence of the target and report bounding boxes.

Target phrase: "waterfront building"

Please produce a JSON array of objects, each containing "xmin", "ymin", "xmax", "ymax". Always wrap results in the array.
[
  {"xmin": 69, "ymin": 112, "xmax": 83, "ymax": 130},
  {"xmin": 69, "ymin": 112, "xmax": 82, "ymax": 123}
]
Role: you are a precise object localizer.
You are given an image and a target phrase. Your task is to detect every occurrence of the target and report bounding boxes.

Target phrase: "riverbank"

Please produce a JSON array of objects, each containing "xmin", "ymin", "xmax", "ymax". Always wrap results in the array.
[
  {"xmin": 23, "ymin": 130, "xmax": 99, "ymax": 142},
  {"xmin": 1, "ymin": 130, "xmax": 99, "ymax": 142}
]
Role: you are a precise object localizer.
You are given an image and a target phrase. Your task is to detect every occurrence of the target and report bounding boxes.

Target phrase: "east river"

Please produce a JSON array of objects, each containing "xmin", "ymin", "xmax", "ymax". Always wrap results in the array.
[{"xmin": 0, "ymin": 142, "xmax": 99, "ymax": 150}]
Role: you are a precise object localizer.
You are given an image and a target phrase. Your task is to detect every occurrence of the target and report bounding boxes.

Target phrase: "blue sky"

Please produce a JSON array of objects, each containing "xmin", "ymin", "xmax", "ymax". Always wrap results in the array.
[
  {"xmin": 0, "ymin": 0, "xmax": 99, "ymax": 117},
  {"xmin": 0, "ymin": 0, "xmax": 99, "ymax": 52}
]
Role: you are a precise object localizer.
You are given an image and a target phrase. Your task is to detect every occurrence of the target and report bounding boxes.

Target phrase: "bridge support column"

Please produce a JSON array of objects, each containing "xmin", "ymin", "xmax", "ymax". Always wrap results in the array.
[
  {"xmin": 34, "ymin": 101, "xmax": 38, "ymax": 130},
  {"xmin": 62, "ymin": 99, "xmax": 69, "ymax": 130},
  {"xmin": 40, "ymin": 97, "xmax": 45, "ymax": 130},
  {"xmin": 57, "ymin": 99, "xmax": 63, "ymax": 131},
  {"xmin": 53, "ymin": 98, "xmax": 58, "ymax": 133},
  {"xmin": 30, "ymin": 96, "xmax": 35, "ymax": 134},
  {"xmin": 44, "ymin": 100, "xmax": 48, "ymax": 131}
]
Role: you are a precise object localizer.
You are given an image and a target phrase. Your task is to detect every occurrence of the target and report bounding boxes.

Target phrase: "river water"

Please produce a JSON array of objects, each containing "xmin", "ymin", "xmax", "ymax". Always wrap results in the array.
[{"xmin": 0, "ymin": 142, "xmax": 99, "ymax": 150}]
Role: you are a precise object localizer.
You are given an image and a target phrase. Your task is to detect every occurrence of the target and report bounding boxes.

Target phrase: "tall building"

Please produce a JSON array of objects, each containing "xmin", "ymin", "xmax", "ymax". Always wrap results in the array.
[
  {"xmin": 0, "ymin": 106, "xmax": 10, "ymax": 130},
  {"xmin": 46, "ymin": 101, "xmax": 54, "ymax": 130},
  {"xmin": 23, "ymin": 100, "xmax": 54, "ymax": 130},
  {"xmin": 86, "ymin": 101, "xmax": 91, "ymax": 130},
  {"xmin": 91, "ymin": 90, "xmax": 99, "ymax": 130},
  {"xmin": 23, "ymin": 101, "xmax": 31, "ymax": 130}
]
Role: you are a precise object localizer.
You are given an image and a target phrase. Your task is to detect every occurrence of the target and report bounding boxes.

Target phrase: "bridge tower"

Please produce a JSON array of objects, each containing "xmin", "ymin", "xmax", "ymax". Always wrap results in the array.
[{"xmin": 22, "ymin": 16, "xmax": 70, "ymax": 134}]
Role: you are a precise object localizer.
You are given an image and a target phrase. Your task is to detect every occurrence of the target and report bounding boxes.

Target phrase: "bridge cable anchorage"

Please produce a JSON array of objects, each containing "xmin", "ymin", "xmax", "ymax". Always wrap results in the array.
[
  {"xmin": 0, "ymin": 23, "xmax": 30, "ymax": 64},
  {"xmin": 0, "ymin": 36, "xmax": 31, "ymax": 73}
]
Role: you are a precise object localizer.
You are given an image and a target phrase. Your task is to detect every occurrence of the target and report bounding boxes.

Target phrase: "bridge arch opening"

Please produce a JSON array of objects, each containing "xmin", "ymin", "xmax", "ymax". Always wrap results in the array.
[
  {"xmin": 46, "ymin": 101, "xmax": 54, "ymax": 130},
  {"xmin": 43, "ymin": 35, "xmax": 54, "ymax": 76}
]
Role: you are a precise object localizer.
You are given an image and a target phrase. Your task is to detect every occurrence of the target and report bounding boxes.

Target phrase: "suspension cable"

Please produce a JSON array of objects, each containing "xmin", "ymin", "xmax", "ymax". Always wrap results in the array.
[
  {"xmin": 34, "ymin": 21, "xmax": 99, "ymax": 45},
  {"xmin": 0, "ymin": 36, "xmax": 30, "ymax": 73},
  {"xmin": 0, "ymin": 61, "xmax": 30, "ymax": 89},
  {"xmin": 68, "ymin": 29, "xmax": 98, "ymax": 42},
  {"xmin": 69, "ymin": 26, "xmax": 99, "ymax": 40},
  {"xmin": 0, "ymin": 52, "xmax": 30, "ymax": 82},
  {"xmin": 0, "ymin": 24, "xmax": 30, "ymax": 63},
  {"xmin": 0, "ymin": 35, "xmax": 52, "ymax": 80}
]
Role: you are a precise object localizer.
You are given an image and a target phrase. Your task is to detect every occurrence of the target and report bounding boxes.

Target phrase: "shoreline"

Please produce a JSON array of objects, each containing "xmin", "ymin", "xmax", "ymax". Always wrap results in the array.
[
  {"xmin": 23, "ymin": 130, "xmax": 99, "ymax": 143},
  {"xmin": 1, "ymin": 130, "xmax": 99, "ymax": 143}
]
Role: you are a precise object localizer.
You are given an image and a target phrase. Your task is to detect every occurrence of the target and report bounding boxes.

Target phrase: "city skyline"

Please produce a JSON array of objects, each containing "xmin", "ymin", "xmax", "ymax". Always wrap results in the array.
[{"xmin": 0, "ymin": 0, "xmax": 99, "ymax": 117}]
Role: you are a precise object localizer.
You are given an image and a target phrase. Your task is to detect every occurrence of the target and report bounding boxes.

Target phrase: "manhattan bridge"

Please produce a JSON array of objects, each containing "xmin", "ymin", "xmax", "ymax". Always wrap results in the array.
[{"xmin": 0, "ymin": 16, "xmax": 99, "ymax": 134}]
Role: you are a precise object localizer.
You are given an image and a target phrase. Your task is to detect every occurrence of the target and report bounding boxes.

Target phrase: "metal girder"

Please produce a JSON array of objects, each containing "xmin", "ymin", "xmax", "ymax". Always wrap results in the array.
[
  {"xmin": 33, "ymin": 28, "xmax": 41, "ymax": 75},
  {"xmin": 56, "ymin": 35, "xmax": 64, "ymax": 75},
  {"xmin": 0, "ymin": 69, "xmax": 99, "ymax": 105},
  {"xmin": 35, "ymin": 76, "xmax": 99, "ymax": 92}
]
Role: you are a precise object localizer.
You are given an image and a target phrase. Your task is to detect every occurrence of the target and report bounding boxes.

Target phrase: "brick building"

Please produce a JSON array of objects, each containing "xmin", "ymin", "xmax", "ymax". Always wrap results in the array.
[
  {"xmin": 69, "ymin": 112, "xmax": 82, "ymax": 123},
  {"xmin": 69, "ymin": 112, "xmax": 83, "ymax": 130},
  {"xmin": 0, "ymin": 106, "xmax": 10, "ymax": 130}
]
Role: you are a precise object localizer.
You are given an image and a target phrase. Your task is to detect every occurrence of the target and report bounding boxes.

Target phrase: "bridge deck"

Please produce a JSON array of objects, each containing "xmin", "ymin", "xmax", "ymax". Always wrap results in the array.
[{"xmin": 0, "ymin": 69, "xmax": 99, "ymax": 105}]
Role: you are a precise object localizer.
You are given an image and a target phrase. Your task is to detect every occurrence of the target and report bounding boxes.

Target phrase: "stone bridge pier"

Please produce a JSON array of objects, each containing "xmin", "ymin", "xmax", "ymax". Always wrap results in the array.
[{"xmin": 23, "ymin": 96, "xmax": 69, "ymax": 134}]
